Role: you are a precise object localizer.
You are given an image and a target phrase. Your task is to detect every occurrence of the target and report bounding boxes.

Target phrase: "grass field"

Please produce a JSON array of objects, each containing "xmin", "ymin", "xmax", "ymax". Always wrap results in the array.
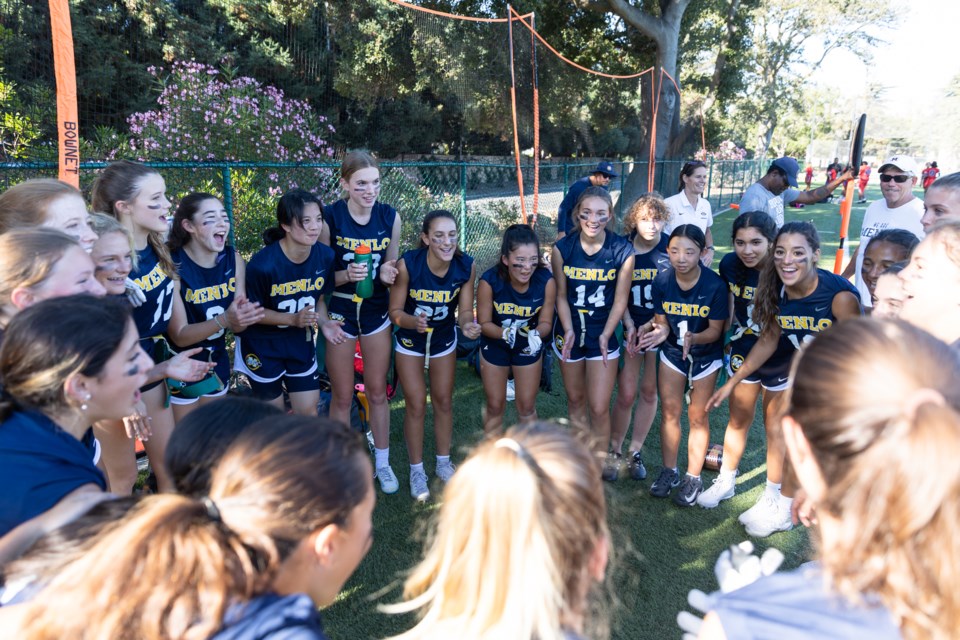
[{"xmin": 321, "ymin": 184, "xmax": 899, "ymax": 639}]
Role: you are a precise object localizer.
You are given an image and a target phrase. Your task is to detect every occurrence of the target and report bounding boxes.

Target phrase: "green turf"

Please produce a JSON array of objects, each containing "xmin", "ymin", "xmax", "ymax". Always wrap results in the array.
[{"xmin": 322, "ymin": 185, "xmax": 905, "ymax": 639}]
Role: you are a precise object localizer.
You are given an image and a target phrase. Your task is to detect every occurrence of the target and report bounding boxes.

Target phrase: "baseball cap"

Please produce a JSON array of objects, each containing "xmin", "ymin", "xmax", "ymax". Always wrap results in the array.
[
  {"xmin": 770, "ymin": 157, "xmax": 799, "ymax": 188},
  {"xmin": 593, "ymin": 161, "xmax": 618, "ymax": 178},
  {"xmin": 879, "ymin": 154, "xmax": 918, "ymax": 176}
]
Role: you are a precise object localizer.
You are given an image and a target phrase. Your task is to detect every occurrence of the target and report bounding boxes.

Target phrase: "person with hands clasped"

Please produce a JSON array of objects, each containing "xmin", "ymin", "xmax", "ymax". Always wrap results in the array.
[
  {"xmin": 235, "ymin": 189, "xmax": 346, "ymax": 416},
  {"xmin": 390, "ymin": 210, "xmax": 480, "ymax": 501},
  {"xmin": 707, "ymin": 221, "xmax": 861, "ymax": 537},
  {"xmin": 320, "ymin": 150, "xmax": 402, "ymax": 495},
  {"xmin": 476, "ymin": 224, "xmax": 555, "ymax": 436},
  {"xmin": 552, "ymin": 186, "xmax": 634, "ymax": 459},
  {"xmin": 607, "ymin": 194, "xmax": 671, "ymax": 482},
  {"xmin": 638, "ymin": 225, "xmax": 728, "ymax": 506}
]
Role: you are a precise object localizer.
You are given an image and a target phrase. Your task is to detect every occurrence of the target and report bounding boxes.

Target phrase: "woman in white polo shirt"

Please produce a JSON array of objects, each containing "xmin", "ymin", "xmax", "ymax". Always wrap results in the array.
[{"xmin": 664, "ymin": 160, "xmax": 715, "ymax": 267}]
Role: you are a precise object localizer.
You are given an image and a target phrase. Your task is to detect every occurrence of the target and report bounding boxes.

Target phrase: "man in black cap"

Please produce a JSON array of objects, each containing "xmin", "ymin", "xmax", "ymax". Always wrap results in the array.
[
  {"xmin": 739, "ymin": 157, "xmax": 852, "ymax": 228},
  {"xmin": 556, "ymin": 161, "xmax": 618, "ymax": 239}
]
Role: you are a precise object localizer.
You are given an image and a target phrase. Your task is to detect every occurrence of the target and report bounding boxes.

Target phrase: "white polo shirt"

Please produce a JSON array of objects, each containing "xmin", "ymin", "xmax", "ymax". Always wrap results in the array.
[{"xmin": 664, "ymin": 192, "xmax": 713, "ymax": 235}]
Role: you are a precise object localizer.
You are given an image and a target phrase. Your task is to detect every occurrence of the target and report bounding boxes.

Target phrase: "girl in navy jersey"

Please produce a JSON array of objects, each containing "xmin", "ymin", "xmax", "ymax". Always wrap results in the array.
[
  {"xmin": 320, "ymin": 150, "xmax": 402, "ymax": 495},
  {"xmin": 389, "ymin": 210, "xmax": 481, "ymax": 501},
  {"xmin": 476, "ymin": 224, "xmax": 555, "ymax": 435},
  {"xmin": 236, "ymin": 189, "xmax": 346, "ymax": 416},
  {"xmin": 608, "ymin": 194, "xmax": 671, "ymax": 482},
  {"xmin": 708, "ymin": 221, "xmax": 861, "ymax": 536},
  {"xmin": 638, "ymin": 225, "xmax": 729, "ymax": 507},
  {"xmin": 91, "ymin": 161, "xmax": 190, "ymax": 493},
  {"xmin": 697, "ymin": 211, "xmax": 792, "ymax": 510},
  {"xmin": 167, "ymin": 193, "xmax": 264, "ymax": 419},
  {"xmin": 551, "ymin": 187, "xmax": 634, "ymax": 458}
]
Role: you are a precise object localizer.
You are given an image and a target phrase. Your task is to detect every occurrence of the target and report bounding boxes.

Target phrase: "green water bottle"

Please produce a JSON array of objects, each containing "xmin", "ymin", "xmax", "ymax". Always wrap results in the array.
[{"xmin": 354, "ymin": 244, "xmax": 374, "ymax": 299}]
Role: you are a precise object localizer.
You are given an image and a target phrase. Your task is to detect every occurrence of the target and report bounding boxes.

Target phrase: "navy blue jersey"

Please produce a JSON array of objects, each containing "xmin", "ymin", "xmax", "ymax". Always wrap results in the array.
[
  {"xmin": 244, "ymin": 242, "xmax": 336, "ymax": 338},
  {"xmin": 777, "ymin": 268, "xmax": 861, "ymax": 351},
  {"xmin": 324, "ymin": 199, "xmax": 397, "ymax": 302},
  {"xmin": 719, "ymin": 252, "xmax": 762, "ymax": 341},
  {"xmin": 131, "ymin": 244, "xmax": 175, "ymax": 339},
  {"xmin": 400, "ymin": 248, "xmax": 474, "ymax": 331},
  {"xmin": 172, "ymin": 248, "xmax": 236, "ymax": 354},
  {"xmin": 556, "ymin": 231, "xmax": 633, "ymax": 339},
  {"xmin": 652, "ymin": 266, "xmax": 729, "ymax": 361},
  {"xmin": 626, "ymin": 233, "xmax": 671, "ymax": 326},
  {"xmin": 480, "ymin": 265, "xmax": 552, "ymax": 338}
]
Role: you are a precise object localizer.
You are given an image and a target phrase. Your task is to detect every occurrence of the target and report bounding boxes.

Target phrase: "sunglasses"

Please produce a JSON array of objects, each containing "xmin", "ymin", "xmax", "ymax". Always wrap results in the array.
[{"xmin": 879, "ymin": 174, "xmax": 911, "ymax": 183}]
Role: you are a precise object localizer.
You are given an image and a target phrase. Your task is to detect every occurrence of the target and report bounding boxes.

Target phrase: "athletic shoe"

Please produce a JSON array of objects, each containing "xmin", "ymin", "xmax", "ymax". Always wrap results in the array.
[
  {"xmin": 738, "ymin": 491, "xmax": 776, "ymax": 525},
  {"xmin": 697, "ymin": 473, "xmax": 737, "ymax": 508},
  {"xmin": 672, "ymin": 475, "xmax": 703, "ymax": 507},
  {"xmin": 628, "ymin": 450, "xmax": 647, "ymax": 480},
  {"xmin": 410, "ymin": 468, "xmax": 431, "ymax": 502},
  {"xmin": 601, "ymin": 452, "xmax": 621, "ymax": 482},
  {"xmin": 436, "ymin": 459, "xmax": 457, "ymax": 484},
  {"xmin": 744, "ymin": 496, "xmax": 794, "ymax": 537},
  {"xmin": 376, "ymin": 465, "xmax": 399, "ymax": 494},
  {"xmin": 506, "ymin": 378, "xmax": 516, "ymax": 402},
  {"xmin": 649, "ymin": 467, "xmax": 680, "ymax": 498}
]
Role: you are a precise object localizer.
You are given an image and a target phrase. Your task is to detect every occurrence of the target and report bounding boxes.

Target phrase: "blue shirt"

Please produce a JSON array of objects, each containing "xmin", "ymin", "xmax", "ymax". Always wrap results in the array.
[
  {"xmin": 0, "ymin": 410, "xmax": 105, "ymax": 536},
  {"xmin": 652, "ymin": 266, "xmax": 729, "ymax": 361},
  {"xmin": 399, "ymin": 248, "xmax": 474, "ymax": 331},
  {"xmin": 480, "ymin": 265, "xmax": 552, "ymax": 338},
  {"xmin": 777, "ymin": 269, "xmax": 861, "ymax": 351},
  {"xmin": 323, "ymin": 199, "xmax": 397, "ymax": 304},
  {"xmin": 557, "ymin": 176, "xmax": 609, "ymax": 235},
  {"xmin": 172, "ymin": 247, "xmax": 236, "ymax": 355},
  {"xmin": 211, "ymin": 593, "xmax": 328, "ymax": 640},
  {"xmin": 713, "ymin": 565, "xmax": 901, "ymax": 639},
  {"xmin": 244, "ymin": 242, "xmax": 336, "ymax": 339},
  {"xmin": 626, "ymin": 233, "xmax": 671, "ymax": 326},
  {"xmin": 555, "ymin": 231, "xmax": 634, "ymax": 340},
  {"xmin": 131, "ymin": 244, "xmax": 175, "ymax": 339}
]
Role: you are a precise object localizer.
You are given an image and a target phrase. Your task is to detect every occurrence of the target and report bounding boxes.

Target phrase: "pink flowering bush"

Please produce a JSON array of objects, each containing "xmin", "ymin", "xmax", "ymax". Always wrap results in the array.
[
  {"xmin": 695, "ymin": 140, "xmax": 747, "ymax": 161},
  {"xmin": 126, "ymin": 60, "xmax": 334, "ymax": 163}
]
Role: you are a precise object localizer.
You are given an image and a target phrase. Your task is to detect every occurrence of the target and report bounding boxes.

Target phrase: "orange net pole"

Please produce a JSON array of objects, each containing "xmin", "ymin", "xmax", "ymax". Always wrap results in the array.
[
  {"xmin": 530, "ymin": 13, "xmax": 540, "ymax": 225},
  {"xmin": 49, "ymin": 0, "xmax": 80, "ymax": 187},
  {"xmin": 507, "ymin": 5, "xmax": 528, "ymax": 224}
]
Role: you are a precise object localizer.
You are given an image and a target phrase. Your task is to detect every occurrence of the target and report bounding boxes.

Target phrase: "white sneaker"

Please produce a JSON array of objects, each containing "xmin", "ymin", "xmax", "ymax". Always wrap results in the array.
[
  {"xmin": 506, "ymin": 378, "xmax": 515, "ymax": 402},
  {"xmin": 436, "ymin": 460, "xmax": 457, "ymax": 483},
  {"xmin": 697, "ymin": 473, "xmax": 737, "ymax": 508},
  {"xmin": 742, "ymin": 494, "xmax": 794, "ymax": 537},
  {"xmin": 376, "ymin": 465, "xmax": 399, "ymax": 494},
  {"xmin": 738, "ymin": 491, "xmax": 776, "ymax": 525},
  {"xmin": 410, "ymin": 468, "xmax": 431, "ymax": 502}
]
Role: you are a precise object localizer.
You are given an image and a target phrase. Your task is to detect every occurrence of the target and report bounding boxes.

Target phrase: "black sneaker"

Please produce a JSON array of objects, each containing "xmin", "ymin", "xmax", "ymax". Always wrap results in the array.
[
  {"xmin": 601, "ymin": 452, "xmax": 622, "ymax": 482},
  {"xmin": 672, "ymin": 474, "xmax": 703, "ymax": 507},
  {"xmin": 628, "ymin": 450, "xmax": 647, "ymax": 480},
  {"xmin": 649, "ymin": 467, "xmax": 680, "ymax": 498}
]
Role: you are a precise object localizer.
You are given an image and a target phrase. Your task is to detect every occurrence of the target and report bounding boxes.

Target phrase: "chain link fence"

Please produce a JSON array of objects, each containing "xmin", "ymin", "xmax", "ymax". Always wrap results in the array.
[{"xmin": 0, "ymin": 157, "xmax": 764, "ymax": 277}]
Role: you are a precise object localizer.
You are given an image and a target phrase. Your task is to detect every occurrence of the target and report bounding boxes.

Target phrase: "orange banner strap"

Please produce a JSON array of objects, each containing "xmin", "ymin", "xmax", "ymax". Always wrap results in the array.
[
  {"xmin": 507, "ymin": 6, "xmax": 527, "ymax": 223},
  {"xmin": 49, "ymin": 0, "xmax": 79, "ymax": 186},
  {"xmin": 384, "ymin": 0, "xmax": 532, "ymax": 22}
]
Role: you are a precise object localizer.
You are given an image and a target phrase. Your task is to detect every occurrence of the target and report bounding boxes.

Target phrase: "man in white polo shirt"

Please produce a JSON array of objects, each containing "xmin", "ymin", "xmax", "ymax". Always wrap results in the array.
[{"xmin": 840, "ymin": 154, "xmax": 925, "ymax": 307}]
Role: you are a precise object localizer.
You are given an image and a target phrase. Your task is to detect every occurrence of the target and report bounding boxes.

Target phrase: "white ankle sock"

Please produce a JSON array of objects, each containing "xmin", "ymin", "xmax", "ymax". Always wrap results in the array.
[
  {"xmin": 436, "ymin": 455, "xmax": 450, "ymax": 466},
  {"xmin": 375, "ymin": 447, "xmax": 389, "ymax": 469},
  {"xmin": 410, "ymin": 462, "xmax": 425, "ymax": 474}
]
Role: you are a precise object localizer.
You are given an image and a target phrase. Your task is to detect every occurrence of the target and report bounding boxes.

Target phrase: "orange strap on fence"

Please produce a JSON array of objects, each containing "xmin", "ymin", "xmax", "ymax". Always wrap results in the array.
[
  {"xmin": 384, "ymin": 0, "xmax": 532, "ymax": 22},
  {"xmin": 49, "ymin": 0, "xmax": 79, "ymax": 187},
  {"xmin": 530, "ymin": 13, "xmax": 540, "ymax": 224}
]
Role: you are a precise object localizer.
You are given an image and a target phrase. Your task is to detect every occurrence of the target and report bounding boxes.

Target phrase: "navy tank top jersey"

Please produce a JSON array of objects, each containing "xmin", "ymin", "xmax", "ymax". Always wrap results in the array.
[
  {"xmin": 555, "ymin": 231, "xmax": 634, "ymax": 338},
  {"xmin": 480, "ymin": 265, "xmax": 552, "ymax": 334},
  {"xmin": 625, "ymin": 232, "xmax": 671, "ymax": 326},
  {"xmin": 719, "ymin": 252, "xmax": 762, "ymax": 341},
  {"xmin": 652, "ymin": 266, "xmax": 730, "ymax": 361},
  {"xmin": 400, "ymin": 248, "xmax": 474, "ymax": 330},
  {"xmin": 777, "ymin": 268, "xmax": 861, "ymax": 351},
  {"xmin": 131, "ymin": 243, "xmax": 175, "ymax": 340},
  {"xmin": 324, "ymin": 199, "xmax": 397, "ymax": 301},
  {"xmin": 172, "ymin": 248, "xmax": 236, "ymax": 352},
  {"xmin": 243, "ymin": 241, "xmax": 336, "ymax": 338}
]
